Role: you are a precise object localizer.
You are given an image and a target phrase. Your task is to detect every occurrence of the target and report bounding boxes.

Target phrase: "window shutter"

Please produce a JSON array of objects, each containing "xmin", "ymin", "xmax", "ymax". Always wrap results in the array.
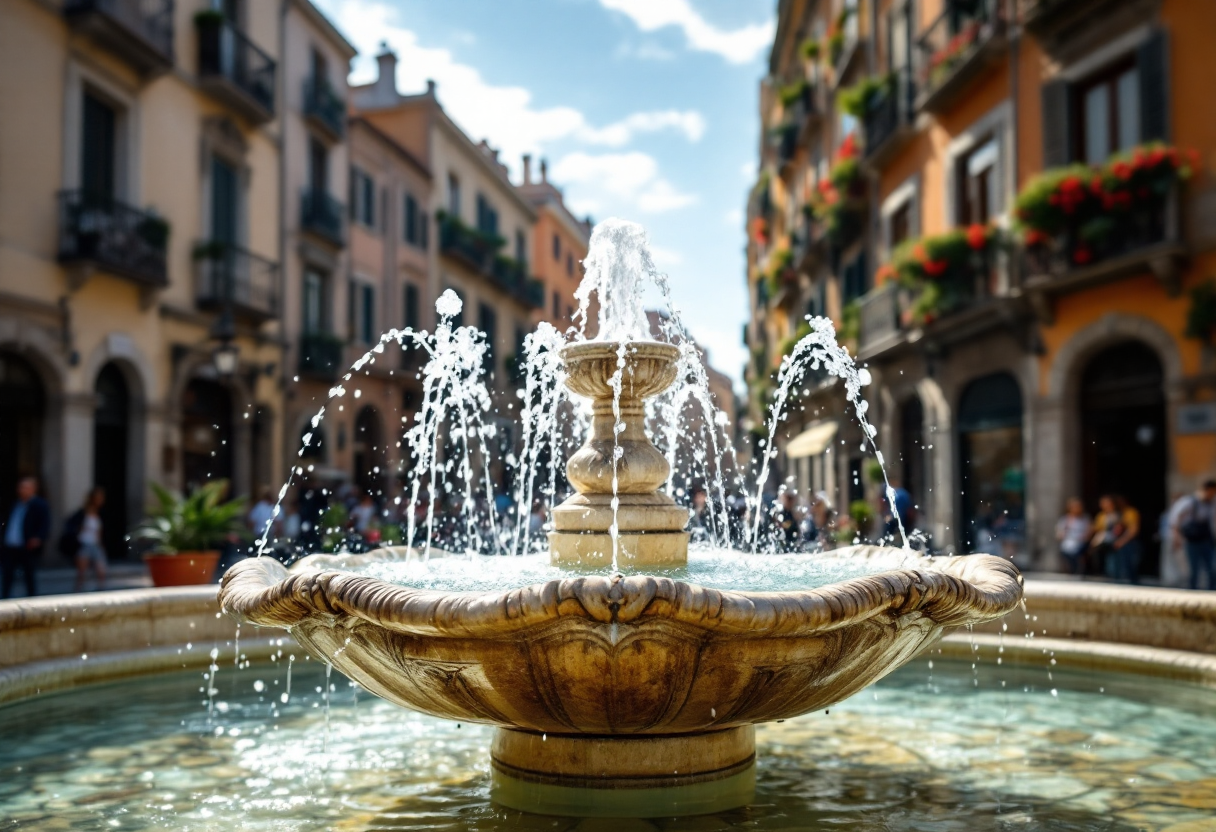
[
  {"xmin": 1138, "ymin": 28, "xmax": 1169, "ymax": 143},
  {"xmin": 1041, "ymin": 79, "xmax": 1072, "ymax": 167}
]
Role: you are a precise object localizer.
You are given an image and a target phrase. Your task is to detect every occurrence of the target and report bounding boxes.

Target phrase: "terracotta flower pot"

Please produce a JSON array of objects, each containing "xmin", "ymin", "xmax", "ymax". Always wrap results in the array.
[{"xmin": 144, "ymin": 551, "xmax": 220, "ymax": 587}]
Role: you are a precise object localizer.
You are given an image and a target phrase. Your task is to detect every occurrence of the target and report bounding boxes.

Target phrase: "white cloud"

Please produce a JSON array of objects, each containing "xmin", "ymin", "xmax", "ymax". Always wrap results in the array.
[
  {"xmin": 613, "ymin": 40, "xmax": 678, "ymax": 61},
  {"xmin": 599, "ymin": 0, "xmax": 774, "ymax": 65},
  {"xmin": 648, "ymin": 244, "xmax": 684, "ymax": 266},
  {"xmin": 319, "ymin": 0, "xmax": 705, "ymax": 176},
  {"xmin": 740, "ymin": 160, "xmax": 756, "ymax": 178},
  {"xmin": 551, "ymin": 152, "xmax": 697, "ymax": 215},
  {"xmin": 724, "ymin": 207, "xmax": 743, "ymax": 227}
]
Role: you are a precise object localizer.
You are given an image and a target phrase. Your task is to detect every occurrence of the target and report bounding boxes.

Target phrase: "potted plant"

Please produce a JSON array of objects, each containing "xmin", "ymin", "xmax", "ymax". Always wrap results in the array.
[{"xmin": 134, "ymin": 480, "xmax": 246, "ymax": 587}]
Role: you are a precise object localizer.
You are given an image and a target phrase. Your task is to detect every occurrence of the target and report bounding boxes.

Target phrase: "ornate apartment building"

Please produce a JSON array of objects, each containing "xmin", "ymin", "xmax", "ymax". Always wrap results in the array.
[{"xmin": 745, "ymin": 0, "xmax": 1216, "ymax": 574}]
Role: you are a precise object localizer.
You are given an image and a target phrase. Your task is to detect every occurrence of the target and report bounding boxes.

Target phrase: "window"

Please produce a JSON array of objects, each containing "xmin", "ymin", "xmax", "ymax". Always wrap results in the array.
[
  {"xmin": 475, "ymin": 193, "xmax": 498, "ymax": 237},
  {"xmin": 403, "ymin": 193, "xmax": 426, "ymax": 247},
  {"xmin": 81, "ymin": 90, "xmax": 117, "ymax": 199},
  {"xmin": 478, "ymin": 303, "xmax": 497, "ymax": 371},
  {"xmin": 552, "ymin": 233, "xmax": 561, "ymax": 261},
  {"xmin": 566, "ymin": 252, "xmax": 574, "ymax": 277},
  {"xmin": 840, "ymin": 250, "xmax": 867, "ymax": 304},
  {"xmin": 956, "ymin": 137, "xmax": 998, "ymax": 226},
  {"xmin": 889, "ymin": 200, "xmax": 912, "ymax": 250},
  {"xmin": 403, "ymin": 283, "xmax": 420, "ymax": 330},
  {"xmin": 303, "ymin": 268, "xmax": 326, "ymax": 334},
  {"xmin": 552, "ymin": 290, "xmax": 560, "ymax": 319},
  {"xmin": 515, "ymin": 230, "xmax": 527, "ymax": 268},
  {"xmin": 211, "ymin": 155, "xmax": 239, "ymax": 245},
  {"xmin": 350, "ymin": 166, "xmax": 375, "ymax": 228},
  {"xmin": 349, "ymin": 280, "xmax": 375, "ymax": 345},
  {"xmin": 308, "ymin": 137, "xmax": 327, "ymax": 192},
  {"xmin": 447, "ymin": 172, "xmax": 461, "ymax": 217},
  {"xmin": 1077, "ymin": 60, "xmax": 1140, "ymax": 165}
]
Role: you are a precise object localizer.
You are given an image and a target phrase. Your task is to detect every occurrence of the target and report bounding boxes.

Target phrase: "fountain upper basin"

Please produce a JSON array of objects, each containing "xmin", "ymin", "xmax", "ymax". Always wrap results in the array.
[{"xmin": 219, "ymin": 547, "xmax": 1022, "ymax": 735}]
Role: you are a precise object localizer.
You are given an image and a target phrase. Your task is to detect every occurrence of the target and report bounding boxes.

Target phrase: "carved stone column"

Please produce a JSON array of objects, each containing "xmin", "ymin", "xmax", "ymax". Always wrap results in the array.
[{"xmin": 549, "ymin": 341, "xmax": 690, "ymax": 567}]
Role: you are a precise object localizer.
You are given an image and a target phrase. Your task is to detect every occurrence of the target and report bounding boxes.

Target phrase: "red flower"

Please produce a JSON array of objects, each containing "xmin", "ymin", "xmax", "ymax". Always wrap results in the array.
[
  {"xmin": 1090, "ymin": 175, "xmax": 1105, "ymax": 195},
  {"xmin": 1024, "ymin": 229, "xmax": 1048, "ymax": 247},
  {"xmin": 966, "ymin": 223, "xmax": 988, "ymax": 250},
  {"xmin": 875, "ymin": 263, "xmax": 898, "ymax": 284},
  {"xmin": 912, "ymin": 243, "xmax": 928, "ymax": 263},
  {"xmin": 750, "ymin": 217, "xmax": 769, "ymax": 245},
  {"xmin": 923, "ymin": 259, "xmax": 949, "ymax": 277},
  {"xmin": 1048, "ymin": 193, "xmax": 1061, "ymax": 206},
  {"xmin": 1112, "ymin": 161, "xmax": 1132, "ymax": 180},
  {"xmin": 1072, "ymin": 247, "xmax": 1092, "ymax": 265},
  {"xmin": 839, "ymin": 133, "xmax": 858, "ymax": 161}
]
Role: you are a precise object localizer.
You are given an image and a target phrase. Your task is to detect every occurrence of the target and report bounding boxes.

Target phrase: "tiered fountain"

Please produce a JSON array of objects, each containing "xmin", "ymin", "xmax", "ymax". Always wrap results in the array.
[{"xmin": 220, "ymin": 220, "xmax": 1022, "ymax": 817}]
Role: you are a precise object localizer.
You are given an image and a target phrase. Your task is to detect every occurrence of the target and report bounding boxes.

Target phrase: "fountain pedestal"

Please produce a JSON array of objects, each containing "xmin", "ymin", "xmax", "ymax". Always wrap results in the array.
[{"xmin": 549, "ymin": 341, "xmax": 690, "ymax": 568}]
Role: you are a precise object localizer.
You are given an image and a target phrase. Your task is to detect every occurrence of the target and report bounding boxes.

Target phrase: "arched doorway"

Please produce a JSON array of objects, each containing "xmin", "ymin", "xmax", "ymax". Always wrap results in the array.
[
  {"xmin": 182, "ymin": 379, "xmax": 233, "ymax": 492},
  {"xmin": 94, "ymin": 363, "xmax": 130, "ymax": 558},
  {"xmin": 900, "ymin": 396, "xmax": 926, "ymax": 510},
  {"xmin": 958, "ymin": 373, "xmax": 1025, "ymax": 557},
  {"xmin": 1080, "ymin": 341, "xmax": 1166, "ymax": 577},
  {"xmin": 0, "ymin": 352, "xmax": 45, "ymax": 503},
  {"xmin": 353, "ymin": 406, "xmax": 386, "ymax": 497}
]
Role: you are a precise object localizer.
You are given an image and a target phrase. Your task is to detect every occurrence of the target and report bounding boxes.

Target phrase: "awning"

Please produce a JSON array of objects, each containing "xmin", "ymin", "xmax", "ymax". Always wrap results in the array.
[{"xmin": 785, "ymin": 420, "xmax": 839, "ymax": 459}]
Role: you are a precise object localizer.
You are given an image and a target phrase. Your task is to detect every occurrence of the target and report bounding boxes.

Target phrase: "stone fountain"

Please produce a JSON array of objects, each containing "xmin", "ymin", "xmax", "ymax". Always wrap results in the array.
[{"xmin": 220, "ymin": 335, "xmax": 1023, "ymax": 817}]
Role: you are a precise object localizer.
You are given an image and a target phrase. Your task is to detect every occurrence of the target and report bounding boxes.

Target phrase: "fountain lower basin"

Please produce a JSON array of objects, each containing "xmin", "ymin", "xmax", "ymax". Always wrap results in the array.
[{"xmin": 219, "ymin": 547, "xmax": 1022, "ymax": 815}]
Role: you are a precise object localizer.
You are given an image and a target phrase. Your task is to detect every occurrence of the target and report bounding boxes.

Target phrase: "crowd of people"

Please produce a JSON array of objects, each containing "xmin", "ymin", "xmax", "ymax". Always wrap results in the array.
[
  {"xmin": 4, "ymin": 472, "xmax": 1216, "ymax": 598},
  {"xmin": 1056, "ymin": 481, "xmax": 1216, "ymax": 590}
]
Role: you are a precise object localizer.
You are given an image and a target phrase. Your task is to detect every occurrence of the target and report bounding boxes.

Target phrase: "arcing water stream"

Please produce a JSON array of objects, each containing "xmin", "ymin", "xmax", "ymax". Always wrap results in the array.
[{"xmin": 257, "ymin": 217, "xmax": 907, "ymax": 565}]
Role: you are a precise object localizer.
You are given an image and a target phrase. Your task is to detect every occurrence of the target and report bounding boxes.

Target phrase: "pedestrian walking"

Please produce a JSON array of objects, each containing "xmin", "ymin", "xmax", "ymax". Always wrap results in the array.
[
  {"xmin": 688, "ymin": 487, "xmax": 711, "ymax": 544},
  {"xmin": 1172, "ymin": 479, "xmax": 1216, "ymax": 591},
  {"xmin": 1055, "ymin": 497, "xmax": 1091, "ymax": 576},
  {"xmin": 1092, "ymin": 494, "xmax": 1141, "ymax": 584},
  {"xmin": 1, "ymin": 476, "xmax": 50, "ymax": 598},
  {"xmin": 70, "ymin": 487, "xmax": 108, "ymax": 592}
]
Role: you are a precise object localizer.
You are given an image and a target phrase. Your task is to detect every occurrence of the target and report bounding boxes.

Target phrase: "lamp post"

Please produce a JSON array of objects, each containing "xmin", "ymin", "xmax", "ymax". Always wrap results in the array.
[{"xmin": 210, "ymin": 304, "xmax": 240, "ymax": 378}]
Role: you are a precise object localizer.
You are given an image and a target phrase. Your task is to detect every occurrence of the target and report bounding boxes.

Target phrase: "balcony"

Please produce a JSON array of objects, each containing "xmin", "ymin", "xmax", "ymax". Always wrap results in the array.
[
  {"xmin": 491, "ymin": 256, "xmax": 545, "ymax": 308},
  {"xmin": 57, "ymin": 190, "xmax": 169, "ymax": 288},
  {"xmin": 1022, "ymin": 188, "xmax": 1185, "ymax": 305},
  {"xmin": 768, "ymin": 122, "xmax": 798, "ymax": 172},
  {"xmin": 862, "ymin": 71, "xmax": 916, "ymax": 168},
  {"xmin": 857, "ymin": 248, "xmax": 1016, "ymax": 361},
  {"xmin": 1019, "ymin": 0, "xmax": 1133, "ymax": 58},
  {"xmin": 438, "ymin": 213, "xmax": 543, "ymax": 307},
  {"xmin": 298, "ymin": 332, "xmax": 345, "ymax": 381},
  {"xmin": 194, "ymin": 241, "xmax": 279, "ymax": 321},
  {"xmin": 303, "ymin": 75, "xmax": 345, "ymax": 140},
  {"xmin": 300, "ymin": 188, "xmax": 344, "ymax": 248},
  {"xmin": 196, "ymin": 13, "xmax": 276, "ymax": 124},
  {"xmin": 916, "ymin": 0, "xmax": 1007, "ymax": 115},
  {"xmin": 64, "ymin": 0, "xmax": 175, "ymax": 77}
]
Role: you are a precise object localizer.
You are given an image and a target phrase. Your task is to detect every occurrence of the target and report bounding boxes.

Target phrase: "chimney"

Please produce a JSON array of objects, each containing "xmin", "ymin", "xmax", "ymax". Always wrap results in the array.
[
  {"xmin": 540, "ymin": 158, "xmax": 548, "ymax": 183},
  {"xmin": 522, "ymin": 154, "xmax": 532, "ymax": 185},
  {"xmin": 374, "ymin": 42, "xmax": 398, "ymax": 99},
  {"xmin": 426, "ymin": 78, "xmax": 436, "ymax": 96}
]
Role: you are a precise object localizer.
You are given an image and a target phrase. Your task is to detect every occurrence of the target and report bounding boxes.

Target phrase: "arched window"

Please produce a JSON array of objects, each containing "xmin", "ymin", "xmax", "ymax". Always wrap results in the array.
[{"xmin": 957, "ymin": 373, "xmax": 1024, "ymax": 557}]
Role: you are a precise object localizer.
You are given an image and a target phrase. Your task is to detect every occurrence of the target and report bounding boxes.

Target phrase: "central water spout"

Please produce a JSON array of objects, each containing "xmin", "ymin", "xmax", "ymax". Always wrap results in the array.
[{"xmin": 549, "ymin": 340, "xmax": 691, "ymax": 567}]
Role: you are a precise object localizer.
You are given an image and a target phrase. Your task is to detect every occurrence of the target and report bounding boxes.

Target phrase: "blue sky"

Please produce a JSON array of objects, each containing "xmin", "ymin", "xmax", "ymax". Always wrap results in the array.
[{"xmin": 315, "ymin": 0, "xmax": 775, "ymax": 389}]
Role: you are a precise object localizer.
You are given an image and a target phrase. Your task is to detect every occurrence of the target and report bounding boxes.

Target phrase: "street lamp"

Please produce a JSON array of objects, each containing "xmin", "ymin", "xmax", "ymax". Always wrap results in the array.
[{"xmin": 210, "ymin": 305, "xmax": 240, "ymax": 378}]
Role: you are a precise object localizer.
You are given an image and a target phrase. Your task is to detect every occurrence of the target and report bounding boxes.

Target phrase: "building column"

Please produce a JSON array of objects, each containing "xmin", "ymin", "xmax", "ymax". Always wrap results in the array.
[
  {"xmin": 60, "ymin": 392, "xmax": 97, "ymax": 515},
  {"xmin": 1030, "ymin": 396, "xmax": 1066, "ymax": 570}
]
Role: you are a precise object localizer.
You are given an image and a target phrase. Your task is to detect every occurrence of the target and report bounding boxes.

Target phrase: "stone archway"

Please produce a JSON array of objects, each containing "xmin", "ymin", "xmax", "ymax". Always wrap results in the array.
[
  {"xmin": 0, "ymin": 352, "xmax": 46, "ymax": 508},
  {"xmin": 353, "ymin": 405, "xmax": 387, "ymax": 498}
]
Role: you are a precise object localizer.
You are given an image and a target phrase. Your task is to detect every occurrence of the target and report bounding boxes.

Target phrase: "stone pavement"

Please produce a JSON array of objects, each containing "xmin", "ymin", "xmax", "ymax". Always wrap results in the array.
[{"xmin": 2, "ymin": 561, "xmax": 153, "ymax": 599}]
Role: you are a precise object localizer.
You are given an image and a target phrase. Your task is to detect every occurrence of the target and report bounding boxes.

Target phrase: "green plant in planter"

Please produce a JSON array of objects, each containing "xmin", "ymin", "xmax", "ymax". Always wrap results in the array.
[
  {"xmin": 134, "ymin": 480, "xmax": 247, "ymax": 554},
  {"xmin": 778, "ymin": 79, "xmax": 810, "ymax": 108},
  {"xmin": 848, "ymin": 499, "xmax": 874, "ymax": 536},
  {"xmin": 837, "ymin": 75, "xmax": 893, "ymax": 119},
  {"xmin": 1186, "ymin": 279, "xmax": 1216, "ymax": 343},
  {"xmin": 193, "ymin": 8, "xmax": 226, "ymax": 25},
  {"xmin": 800, "ymin": 39, "xmax": 821, "ymax": 61},
  {"xmin": 865, "ymin": 459, "xmax": 885, "ymax": 484},
  {"xmin": 764, "ymin": 247, "xmax": 796, "ymax": 296},
  {"xmin": 136, "ymin": 215, "xmax": 170, "ymax": 249},
  {"xmin": 321, "ymin": 503, "xmax": 350, "ymax": 550},
  {"xmin": 839, "ymin": 300, "xmax": 860, "ymax": 344}
]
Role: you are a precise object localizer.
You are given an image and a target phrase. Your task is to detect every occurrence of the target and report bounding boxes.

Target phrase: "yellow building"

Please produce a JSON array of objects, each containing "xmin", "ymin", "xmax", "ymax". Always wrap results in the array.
[
  {"xmin": 748, "ymin": 0, "xmax": 1216, "ymax": 575},
  {"xmin": 0, "ymin": 0, "xmax": 289, "ymax": 555}
]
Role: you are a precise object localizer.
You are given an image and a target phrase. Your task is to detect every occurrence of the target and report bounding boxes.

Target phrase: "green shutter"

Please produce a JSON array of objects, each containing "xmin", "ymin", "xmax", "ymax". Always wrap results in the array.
[
  {"xmin": 1138, "ymin": 28, "xmax": 1170, "ymax": 143},
  {"xmin": 1041, "ymin": 79, "xmax": 1072, "ymax": 167}
]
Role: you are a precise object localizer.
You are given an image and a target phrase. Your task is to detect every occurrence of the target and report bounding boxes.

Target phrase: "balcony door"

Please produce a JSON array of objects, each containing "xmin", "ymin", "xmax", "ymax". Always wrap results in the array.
[
  {"xmin": 308, "ymin": 137, "xmax": 327, "ymax": 193},
  {"xmin": 211, "ymin": 155, "xmax": 240, "ymax": 301},
  {"xmin": 303, "ymin": 267, "xmax": 327, "ymax": 334},
  {"xmin": 81, "ymin": 91, "xmax": 117, "ymax": 202}
]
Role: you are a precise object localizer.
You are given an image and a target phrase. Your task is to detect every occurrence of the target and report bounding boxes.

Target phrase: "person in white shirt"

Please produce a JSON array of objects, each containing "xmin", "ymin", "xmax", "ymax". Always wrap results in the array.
[
  {"xmin": 1055, "ymin": 497, "xmax": 1091, "ymax": 576},
  {"xmin": 73, "ymin": 487, "xmax": 107, "ymax": 592}
]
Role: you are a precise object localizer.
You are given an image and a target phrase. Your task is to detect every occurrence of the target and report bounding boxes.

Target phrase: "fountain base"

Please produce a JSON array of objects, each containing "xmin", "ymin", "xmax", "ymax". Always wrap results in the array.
[
  {"xmin": 548, "ymin": 530, "xmax": 690, "ymax": 567},
  {"xmin": 489, "ymin": 726, "xmax": 756, "ymax": 817}
]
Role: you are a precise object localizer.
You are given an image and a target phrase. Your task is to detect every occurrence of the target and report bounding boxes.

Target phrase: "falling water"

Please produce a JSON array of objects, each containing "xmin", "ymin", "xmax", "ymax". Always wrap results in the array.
[{"xmin": 749, "ymin": 315, "xmax": 908, "ymax": 551}]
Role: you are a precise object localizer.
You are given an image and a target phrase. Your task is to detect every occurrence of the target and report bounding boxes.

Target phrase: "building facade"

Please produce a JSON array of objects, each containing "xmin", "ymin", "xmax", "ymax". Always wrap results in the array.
[
  {"xmin": 0, "ymin": 0, "xmax": 288, "ymax": 556},
  {"xmin": 747, "ymin": 0, "xmax": 1216, "ymax": 573},
  {"xmin": 518, "ymin": 156, "xmax": 592, "ymax": 332}
]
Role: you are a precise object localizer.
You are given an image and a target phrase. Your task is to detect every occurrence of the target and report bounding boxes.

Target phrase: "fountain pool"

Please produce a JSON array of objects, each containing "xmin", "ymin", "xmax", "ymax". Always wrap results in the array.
[{"xmin": 2, "ymin": 654, "xmax": 1214, "ymax": 830}]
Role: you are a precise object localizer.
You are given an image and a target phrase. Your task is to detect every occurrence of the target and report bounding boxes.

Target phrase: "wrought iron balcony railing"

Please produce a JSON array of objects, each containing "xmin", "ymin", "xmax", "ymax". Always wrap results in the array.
[
  {"xmin": 194, "ymin": 240, "xmax": 279, "ymax": 320},
  {"xmin": 196, "ymin": 14, "xmax": 276, "ymax": 123},
  {"xmin": 64, "ymin": 0, "xmax": 175, "ymax": 75},
  {"xmin": 57, "ymin": 190, "xmax": 169, "ymax": 287},
  {"xmin": 300, "ymin": 188, "xmax": 345, "ymax": 248},
  {"xmin": 303, "ymin": 75, "xmax": 345, "ymax": 139},
  {"xmin": 863, "ymin": 70, "xmax": 916, "ymax": 166},
  {"xmin": 916, "ymin": 0, "xmax": 1006, "ymax": 113}
]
